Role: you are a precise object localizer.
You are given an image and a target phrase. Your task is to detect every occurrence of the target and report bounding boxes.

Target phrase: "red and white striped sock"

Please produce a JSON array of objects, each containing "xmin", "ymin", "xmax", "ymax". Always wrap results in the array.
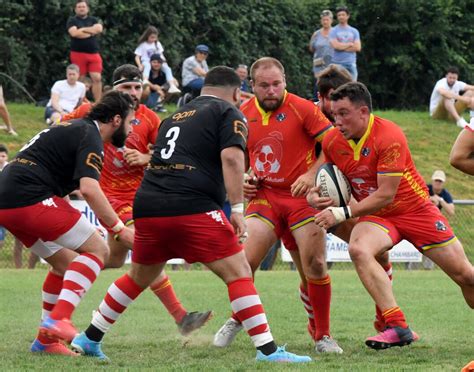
[
  {"xmin": 37, "ymin": 271, "xmax": 64, "ymax": 344},
  {"xmin": 299, "ymin": 283, "xmax": 316, "ymax": 339},
  {"xmin": 227, "ymin": 277, "xmax": 273, "ymax": 347},
  {"xmin": 49, "ymin": 253, "xmax": 103, "ymax": 321},
  {"xmin": 91, "ymin": 274, "xmax": 143, "ymax": 333}
]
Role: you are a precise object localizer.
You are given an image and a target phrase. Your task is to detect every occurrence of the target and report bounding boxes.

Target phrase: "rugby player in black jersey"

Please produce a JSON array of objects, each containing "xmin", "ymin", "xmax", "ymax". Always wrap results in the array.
[
  {"xmin": 71, "ymin": 66, "xmax": 311, "ymax": 363},
  {"xmin": 0, "ymin": 91, "xmax": 135, "ymax": 355}
]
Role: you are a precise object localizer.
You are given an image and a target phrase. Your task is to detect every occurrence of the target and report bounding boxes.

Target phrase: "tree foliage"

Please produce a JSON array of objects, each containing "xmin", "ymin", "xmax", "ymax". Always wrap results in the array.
[{"xmin": 1, "ymin": 0, "xmax": 472, "ymax": 108}]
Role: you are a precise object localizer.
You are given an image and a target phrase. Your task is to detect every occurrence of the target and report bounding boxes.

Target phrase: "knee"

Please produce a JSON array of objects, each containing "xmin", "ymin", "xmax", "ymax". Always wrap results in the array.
[
  {"xmin": 303, "ymin": 253, "xmax": 326, "ymax": 277},
  {"xmin": 91, "ymin": 74, "xmax": 102, "ymax": 83},
  {"xmin": 104, "ymin": 253, "xmax": 126, "ymax": 269},
  {"xmin": 348, "ymin": 240, "xmax": 370, "ymax": 263},
  {"xmin": 453, "ymin": 267, "xmax": 474, "ymax": 288}
]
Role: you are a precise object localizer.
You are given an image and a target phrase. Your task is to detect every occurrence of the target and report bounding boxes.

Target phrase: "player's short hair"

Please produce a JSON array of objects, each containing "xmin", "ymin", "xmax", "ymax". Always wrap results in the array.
[
  {"xmin": 249, "ymin": 57, "xmax": 285, "ymax": 81},
  {"xmin": 204, "ymin": 66, "xmax": 241, "ymax": 88},
  {"xmin": 446, "ymin": 66, "xmax": 459, "ymax": 75},
  {"xmin": 66, "ymin": 64, "xmax": 80, "ymax": 74},
  {"xmin": 86, "ymin": 90, "xmax": 134, "ymax": 123},
  {"xmin": 316, "ymin": 64, "xmax": 353, "ymax": 98},
  {"xmin": 330, "ymin": 82, "xmax": 373, "ymax": 112},
  {"xmin": 0, "ymin": 144, "xmax": 8, "ymax": 154},
  {"xmin": 112, "ymin": 64, "xmax": 142, "ymax": 86}
]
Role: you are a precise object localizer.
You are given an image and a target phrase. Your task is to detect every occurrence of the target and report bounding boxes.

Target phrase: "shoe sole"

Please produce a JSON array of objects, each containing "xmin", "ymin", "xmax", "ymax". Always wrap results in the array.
[
  {"xmin": 179, "ymin": 311, "xmax": 213, "ymax": 336},
  {"xmin": 365, "ymin": 338, "xmax": 413, "ymax": 350}
]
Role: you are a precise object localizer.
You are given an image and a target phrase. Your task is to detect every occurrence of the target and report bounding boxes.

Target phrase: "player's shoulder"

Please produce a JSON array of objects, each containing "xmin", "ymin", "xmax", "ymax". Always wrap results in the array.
[
  {"xmin": 136, "ymin": 104, "xmax": 160, "ymax": 124},
  {"xmin": 286, "ymin": 93, "xmax": 317, "ymax": 111},
  {"xmin": 373, "ymin": 115, "xmax": 403, "ymax": 134}
]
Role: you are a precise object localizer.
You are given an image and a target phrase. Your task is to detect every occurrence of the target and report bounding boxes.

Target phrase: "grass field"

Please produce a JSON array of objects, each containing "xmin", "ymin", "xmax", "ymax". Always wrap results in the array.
[{"xmin": 0, "ymin": 269, "xmax": 472, "ymax": 371}]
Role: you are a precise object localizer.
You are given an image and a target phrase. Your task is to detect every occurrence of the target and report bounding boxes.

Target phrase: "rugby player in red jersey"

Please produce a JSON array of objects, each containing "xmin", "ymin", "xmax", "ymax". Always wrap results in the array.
[
  {"xmin": 70, "ymin": 66, "xmax": 312, "ymax": 363},
  {"xmin": 63, "ymin": 65, "xmax": 211, "ymax": 339},
  {"xmin": 310, "ymin": 82, "xmax": 473, "ymax": 349},
  {"xmin": 0, "ymin": 91, "xmax": 135, "ymax": 355},
  {"xmin": 213, "ymin": 57, "xmax": 343, "ymax": 353}
]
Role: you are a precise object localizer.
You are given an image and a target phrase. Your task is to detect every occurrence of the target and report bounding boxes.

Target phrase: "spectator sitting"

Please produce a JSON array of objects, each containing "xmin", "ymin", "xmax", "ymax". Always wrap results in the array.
[
  {"xmin": 181, "ymin": 44, "xmax": 209, "ymax": 98},
  {"xmin": 134, "ymin": 26, "xmax": 180, "ymax": 93},
  {"xmin": 0, "ymin": 85, "xmax": 18, "ymax": 136},
  {"xmin": 428, "ymin": 170, "xmax": 455, "ymax": 217},
  {"xmin": 45, "ymin": 64, "xmax": 86, "ymax": 125},
  {"xmin": 235, "ymin": 64, "xmax": 254, "ymax": 102},
  {"xmin": 142, "ymin": 54, "xmax": 180, "ymax": 112},
  {"xmin": 429, "ymin": 66, "xmax": 474, "ymax": 128}
]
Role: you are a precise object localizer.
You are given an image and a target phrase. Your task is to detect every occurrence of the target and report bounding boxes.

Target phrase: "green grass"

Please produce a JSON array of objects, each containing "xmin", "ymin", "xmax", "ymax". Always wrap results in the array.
[{"xmin": 0, "ymin": 269, "xmax": 472, "ymax": 371}]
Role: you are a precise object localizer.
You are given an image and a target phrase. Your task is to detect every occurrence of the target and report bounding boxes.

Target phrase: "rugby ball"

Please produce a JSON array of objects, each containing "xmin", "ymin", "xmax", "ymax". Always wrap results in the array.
[{"xmin": 315, "ymin": 163, "xmax": 351, "ymax": 207}]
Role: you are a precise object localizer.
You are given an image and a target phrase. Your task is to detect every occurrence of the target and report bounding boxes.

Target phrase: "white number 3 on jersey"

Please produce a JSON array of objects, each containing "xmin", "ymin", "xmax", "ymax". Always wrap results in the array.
[{"xmin": 160, "ymin": 126, "xmax": 181, "ymax": 159}]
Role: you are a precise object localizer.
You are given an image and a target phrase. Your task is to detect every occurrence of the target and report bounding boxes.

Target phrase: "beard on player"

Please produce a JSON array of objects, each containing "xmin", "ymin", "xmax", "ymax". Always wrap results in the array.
[{"xmin": 111, "ymin": 119, "xmax": 128, "ymax": 148}]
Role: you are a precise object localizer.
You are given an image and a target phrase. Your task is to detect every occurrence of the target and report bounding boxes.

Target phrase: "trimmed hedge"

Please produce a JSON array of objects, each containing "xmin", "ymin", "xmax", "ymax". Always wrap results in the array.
[{"xmin": 1, "ymin": 0, "xmax": 473, "ymax": 109}]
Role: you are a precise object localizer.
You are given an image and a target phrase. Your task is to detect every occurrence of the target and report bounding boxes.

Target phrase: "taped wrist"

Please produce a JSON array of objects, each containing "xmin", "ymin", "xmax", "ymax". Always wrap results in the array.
[{"xmin": 327, "ymin": 206, "xmax": 352, "ymax": 224}]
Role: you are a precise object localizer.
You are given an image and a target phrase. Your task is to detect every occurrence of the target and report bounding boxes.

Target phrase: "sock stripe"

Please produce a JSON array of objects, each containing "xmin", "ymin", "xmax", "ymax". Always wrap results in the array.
[
  {"xmin": 299, "ymin": 288, "xmax": 310, "ymax": 302},
  {"xmin": 382, "ymin": 306, "xmax": 400, "ymax": 317},
  {"xmin": 108, "ymin": 282, "xmax": 136, "ymax": 307},
  {"xmin": 73, "ymin": 254, "xmax": 102, "ymax": 275},
  {"xmin": 103, "ymin": 293, "xmax": 127, "ymax": 313},
  {"xmin": 250, "ymin": 331, "xmax": 273, "ymax": 347},
  {"xmin": 241, "ymin": 313, "xmax": 268, "ymax": 331},
  {"xmin": 63, "ymin": 271, "xmax": 93, "ymax": 291},
  {"xmin": 231, "ymin": 294, "xmax": 261, "ymax": 313},
  {"xmin": 42, "ymin": 292, "xmax": 59, "ymax": 304},
  {"xmin": 150, "ymin": 277, "xmax": 171, "ymax": 293},
  {"xmin": 59, "ymin": 289, "xmax": 81, "ymax": 307},
  {"xmin": 307, "ymin": 275, "xmax": 331, "ymax": 285},
  {"xmin": 98, "ymin": 301, "xmax": 121, "ymax": 321}
]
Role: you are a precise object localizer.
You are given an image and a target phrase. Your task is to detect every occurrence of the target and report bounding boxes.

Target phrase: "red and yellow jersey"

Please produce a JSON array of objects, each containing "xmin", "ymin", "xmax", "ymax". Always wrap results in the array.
[
  {"xmin": 323, "ymin": 114, "xmax": 429, "ymax": 217},
  {"xmin": 63, "ymin": 103, "xmax": 160, "ymax": 199},
  {"xmin": 243, "ymin": 92, "xmax": 333, "ymax": 189}
]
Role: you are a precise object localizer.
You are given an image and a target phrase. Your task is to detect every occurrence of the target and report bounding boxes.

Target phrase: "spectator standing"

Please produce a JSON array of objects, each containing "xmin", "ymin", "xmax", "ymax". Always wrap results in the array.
[
  {"xmin": 309, "ymin": 10, "xmax": 334, "ymax": 80},
  {"xmin": 0, "ymin": 86, "xmax": 18, "ymax": 136},
  {"xmin": 134, "ymin": 26, "xmax": 180, "ymax": 93},
  {"xmin": 181, "ymin": 44, "xmax": 210, "ymax": 98},
  {"xmin": 329, "ymin": 6, "xmax": 361, "ymax": 80},
  {"xmin": 429, "ymin": 66, "xmax": 474, "ymax": 128},
  {"xmin": 45, "ymin": 64, "xmax": 86, "ymax": 125},
  {"xmin": 67, "ymin": 0, "xmax": 103, "ymax": 101}
]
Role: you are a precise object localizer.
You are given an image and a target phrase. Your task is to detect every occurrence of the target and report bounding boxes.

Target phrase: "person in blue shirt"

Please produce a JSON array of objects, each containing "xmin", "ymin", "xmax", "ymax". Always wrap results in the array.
[
  {"xmin": 428, "ymin": 170, "xmax": 455, "ymax": 217},
  {"xmin": 329, "ymin": 6, "xmax": 361, "ymax": 80}
]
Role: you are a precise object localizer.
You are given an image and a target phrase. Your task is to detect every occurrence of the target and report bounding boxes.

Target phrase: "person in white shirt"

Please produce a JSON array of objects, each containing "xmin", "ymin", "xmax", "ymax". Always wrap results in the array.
[
  {"xmin": 45, "ymin": 64, "xmax": 86, "ymax": 124},
  {"xmin": 134, "ymin": 26, "xmax": 180, "ymax": 93},
  {"xmin": 429, "ymin": 66, "xmax": 474, "ymax": 128}
]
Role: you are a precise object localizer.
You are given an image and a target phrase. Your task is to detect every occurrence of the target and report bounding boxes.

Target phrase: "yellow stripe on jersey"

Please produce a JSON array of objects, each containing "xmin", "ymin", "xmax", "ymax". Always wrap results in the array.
[
  {"xmin": 422, "ymin": 236, "xmax": 458, "ymax": 251},
  {"xmin": 290, "ymin": 216, "xmax": 315, "ymax": 231},
  {"xmin": 348, "ymin": 114, "xmax": 375, "ymax": 160},
  {"xmin": 402, "ymin": 170, "xmax": 429, "ymax": 200},
  {"xmin": 378, "ymin": 172, "xmax": 404, "ymax": 177},
  {"xmin": 364, "ymin": 221, "xmax": 390, "ymax": 234},
  {"xmin": 245, "ymin": 213, "xmax": 275, "ymax": 229},
  {"xmin": 255, "ymin": 91, "xmax": 288, "ymax": 126},
  {"xmin": 315, "ymin": 124, "xmax": 334, "ymax": 142}
]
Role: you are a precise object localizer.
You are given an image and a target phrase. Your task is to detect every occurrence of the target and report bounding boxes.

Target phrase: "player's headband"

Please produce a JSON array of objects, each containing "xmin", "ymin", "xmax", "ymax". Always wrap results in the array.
[{"xmin": 112, "ymin": 77, "xmax": 143, "ymax": 87}]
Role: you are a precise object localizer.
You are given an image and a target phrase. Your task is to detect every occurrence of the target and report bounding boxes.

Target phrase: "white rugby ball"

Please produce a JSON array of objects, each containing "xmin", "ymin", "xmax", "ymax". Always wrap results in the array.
[{"xmin": 315, "ymin": 163, "xmax": 351, "ymax": 207}]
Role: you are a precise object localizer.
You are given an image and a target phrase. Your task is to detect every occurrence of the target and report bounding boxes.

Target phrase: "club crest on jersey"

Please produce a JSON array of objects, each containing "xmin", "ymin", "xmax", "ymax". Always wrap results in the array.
[
  {"xmin": 435, "ymin": 220, "xmax": 447, "ymax": 231},
  {"xmin": 131, "ymin": 118, "xmax": 141, "ymax": 126},
  {"xmin": 276, "ymin": 113, "xmax": 286, "ymax": 122},
  {"xmin": 361, "ymin": 147, "xmax": 370, "ymax": 157}
]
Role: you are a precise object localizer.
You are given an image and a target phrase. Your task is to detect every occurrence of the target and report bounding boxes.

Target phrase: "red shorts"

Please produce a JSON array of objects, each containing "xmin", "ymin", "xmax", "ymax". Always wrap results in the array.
[
  {"xmin": 132, "ymin": 210, "xmax": 243, "ymax": 264},
  {"xmin": 246, "ymin": 188, "xmax": 315, "ymax": 251},
  {"xmin": 70, "ymin": 51, "xmax": 103, "ymax": 74},
  {"xmin": 0, "ymin": 196, "xmax": 95, "ymax": 256},
  {"xmin": 359, "ymin": 201, "xmax": 456, "ymax": 252},
  {"xmin": 108, "ymin": 196, "xmax": 134, "ymax": 225}
]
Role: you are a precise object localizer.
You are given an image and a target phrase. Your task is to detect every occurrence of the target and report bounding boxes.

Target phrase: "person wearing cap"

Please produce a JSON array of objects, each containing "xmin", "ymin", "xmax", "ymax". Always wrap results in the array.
[
  {"xmin": 428, "ymin": 170, "xmax": 455, "ymax": 217},
  {"xmin": 329, "ymin": 5, "xmax": 361, "ymax": 81},
  {"xmin": 181, "ymin": 44, "xmax": 210, "ymax": 97},
  {"xmin": 143, "ymin": 54, "xmax": 180, "ymax": 112},
  {"xmin": 429, "ymin": 66, "xmax": 474, "ymax": 128}
]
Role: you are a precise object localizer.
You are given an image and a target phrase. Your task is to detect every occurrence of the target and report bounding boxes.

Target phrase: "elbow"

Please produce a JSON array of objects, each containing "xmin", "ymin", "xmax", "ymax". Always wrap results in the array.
[{"xmin": 79, "ymin": 183, "xmax": 96, "ymax": 200}]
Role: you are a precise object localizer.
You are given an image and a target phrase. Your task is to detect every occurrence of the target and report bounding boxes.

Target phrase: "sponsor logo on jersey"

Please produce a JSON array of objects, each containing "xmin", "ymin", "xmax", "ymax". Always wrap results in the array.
[
  {"xmin": 435, "ymin": 220, "xmax": 447, "ymax": 231},
  {"xmin": 361, "ymin": 147, "xmax": 370, "ymax": 157},
  {"xmin": 172, "ymin": 110, "xmax": 196, "ymax": 122},
  {"xmin": 276, "ymin": 113, "xmax": 286, "ymax": 122},
  {"xmin": 86, "ymin": 152, "xmax": 103, "ymax": 174}
]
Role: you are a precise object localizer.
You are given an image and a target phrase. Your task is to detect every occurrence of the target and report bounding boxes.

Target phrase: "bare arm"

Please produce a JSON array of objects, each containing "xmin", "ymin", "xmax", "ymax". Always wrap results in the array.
[
  {"xmin": 330, "ymin": 38, "xmax": 361, "ymax": 52},
  {"xmin": 192, "ymin": 66, "xmax": 207, "ymax": 77},
  {"xmin": 450, "ymin": 129, "xmax": 474, "ymax": 175},
  {"xmin": 309, "ymin": 31, "xmax": 317, "ymax": 52},
  {"xmin": 50, "ymin": 93, "xmax": 65, "ymax": 114},
  {"xmin": 291, "ymin": 149, "xmax": 325, "ymax": 197},
  {"xmin": 68, "ymin": 26, "xmax": 92, "ymax": 39},
  {"xmin": 221, "ymin": 146, "xmax": 246, "ymax": 239},
  {"xmin": 135, "ymin": 55, "xmax": 144, "ymax": 71}
]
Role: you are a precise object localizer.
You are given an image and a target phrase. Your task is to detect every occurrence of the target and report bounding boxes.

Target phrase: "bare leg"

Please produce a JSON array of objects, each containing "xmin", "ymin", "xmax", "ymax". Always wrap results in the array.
[{"xmin": 90, "ymin": 72, "xmax": 102, "ymax": 102}]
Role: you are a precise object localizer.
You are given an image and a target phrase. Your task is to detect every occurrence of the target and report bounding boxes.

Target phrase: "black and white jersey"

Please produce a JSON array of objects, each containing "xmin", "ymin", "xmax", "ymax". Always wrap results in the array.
[
  {"xmin": 0, "ymin": 119, "xmax": 103, "ymax": 208},
  {"xmin": 134, "ymin": 95, "xmax": 248, "ymax": 217}
]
